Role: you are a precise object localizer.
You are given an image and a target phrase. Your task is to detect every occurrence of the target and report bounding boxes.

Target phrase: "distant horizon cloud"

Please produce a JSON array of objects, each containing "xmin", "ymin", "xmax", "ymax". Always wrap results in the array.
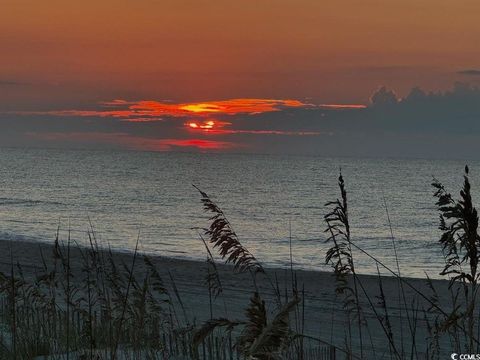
[
  {"xmin": 26, "ymin": 132, "xmax": 236, "ymax": 151},
  {"xmin": 458, "ymin": 69, "xmax": 480, "ymax": 76},
  {"xmin": 2, "ymin": 82, "xmax": 480, "ymax": 158},
  {"xmin": 13, "ymin": 98, "xmax": 311, "ymax": 121},
  {"xmin": 0, "ymin": 79, "xmax": 30, "ymax": 86}
]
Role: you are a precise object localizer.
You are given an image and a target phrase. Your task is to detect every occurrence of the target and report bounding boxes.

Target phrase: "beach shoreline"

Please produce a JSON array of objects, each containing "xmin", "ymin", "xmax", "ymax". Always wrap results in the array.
[{"xmin": 0, "ymin": 238, "xmax": 458, "ymax": 357}]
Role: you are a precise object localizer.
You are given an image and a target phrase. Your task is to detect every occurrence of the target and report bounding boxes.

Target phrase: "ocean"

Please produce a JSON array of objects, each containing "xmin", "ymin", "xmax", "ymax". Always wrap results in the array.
[{"xmin": 0, "ymin": 147, "xmax": 474, "ymax": 278}]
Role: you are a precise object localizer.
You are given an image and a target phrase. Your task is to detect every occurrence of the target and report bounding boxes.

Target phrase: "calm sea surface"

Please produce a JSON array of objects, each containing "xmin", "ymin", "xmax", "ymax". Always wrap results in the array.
[{"xmin": 0, "ymin": 147, "xmax": 476, "ymax": 278}]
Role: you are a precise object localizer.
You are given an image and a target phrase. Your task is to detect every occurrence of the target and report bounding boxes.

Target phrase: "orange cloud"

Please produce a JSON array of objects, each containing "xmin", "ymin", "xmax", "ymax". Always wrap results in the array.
[
  {"xmin": 125, "ymin": 98, "xmax": 309, "ymax": 118},
  {"xmin": 318, "ymin": 104, "xmax": 367, "ymax": 109},
  {"xmin": 179, "ymin": 103, "xmax": 223, "ymax": 113},
  {"xmin": 15, "ymin": 99, "xmax": 362, "ymax": 148},
  {"xmin": 15, "ymin": 98, "xmax": 310, "ymax": 121},
  {"xmin": 12, "ymin": 99, "xmax": 368, "ymax": 127}
]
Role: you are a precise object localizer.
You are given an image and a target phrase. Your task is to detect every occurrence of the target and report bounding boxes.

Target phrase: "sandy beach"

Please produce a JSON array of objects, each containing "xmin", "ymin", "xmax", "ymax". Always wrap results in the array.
[{"xmin": 0, "ymin": 238, "xmax": 459, "ymax": 358}]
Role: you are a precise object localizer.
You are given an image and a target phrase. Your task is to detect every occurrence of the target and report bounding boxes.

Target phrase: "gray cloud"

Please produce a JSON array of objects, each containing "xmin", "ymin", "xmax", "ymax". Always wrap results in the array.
[
  {"xmin": 2, "ymin": 82, "xmax": 480, "ymax": 159},
  {"xmin": 0, "ymin": 79, "xmax": 30, "ymax": 86},
  {"xmin": 457, "ymin": 69, "xmax": 480, "ymax": 76}
]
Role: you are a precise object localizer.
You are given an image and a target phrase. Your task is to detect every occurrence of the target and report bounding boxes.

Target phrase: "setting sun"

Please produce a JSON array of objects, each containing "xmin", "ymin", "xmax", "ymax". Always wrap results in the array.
[
  {"xmin": 204, "ymin": 121, "xmax": 215, "ymax": 128},
  {"xmin": 186, "ymin": 120, "xmax": 226, "ymax": 131}
]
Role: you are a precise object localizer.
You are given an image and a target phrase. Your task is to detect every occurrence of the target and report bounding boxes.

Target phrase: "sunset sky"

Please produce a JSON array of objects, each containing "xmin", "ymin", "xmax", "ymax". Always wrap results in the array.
[{"xmin": 2, "ymin": 0, "xmax": 480, "ymax": 157}]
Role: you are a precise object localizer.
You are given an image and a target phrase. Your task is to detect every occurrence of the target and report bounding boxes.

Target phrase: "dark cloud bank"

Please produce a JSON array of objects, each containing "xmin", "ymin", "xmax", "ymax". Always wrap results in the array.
[
  {"xmin": 237, "ymin": 82, "xmax": 480, "ymax": 159},
  {"xmin": 2, "ymin": 82, "xmax": 480, "ymax": 160},
  {"xmin": 458, "ymin": 69, "xmax": 480, "ymax": 76}
]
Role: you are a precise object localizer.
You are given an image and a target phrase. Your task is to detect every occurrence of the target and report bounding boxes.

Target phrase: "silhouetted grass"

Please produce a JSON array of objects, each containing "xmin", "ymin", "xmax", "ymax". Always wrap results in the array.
[{"xmin": 1, "ymin": 167, "xmax": 479, "ymax": 359}]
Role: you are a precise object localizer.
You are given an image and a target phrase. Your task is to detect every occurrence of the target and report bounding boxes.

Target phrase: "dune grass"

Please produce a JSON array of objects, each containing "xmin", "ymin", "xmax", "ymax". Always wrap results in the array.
[{"xmin": 0, "ymin": 167, "xmax": 479, "ymax": 359}]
